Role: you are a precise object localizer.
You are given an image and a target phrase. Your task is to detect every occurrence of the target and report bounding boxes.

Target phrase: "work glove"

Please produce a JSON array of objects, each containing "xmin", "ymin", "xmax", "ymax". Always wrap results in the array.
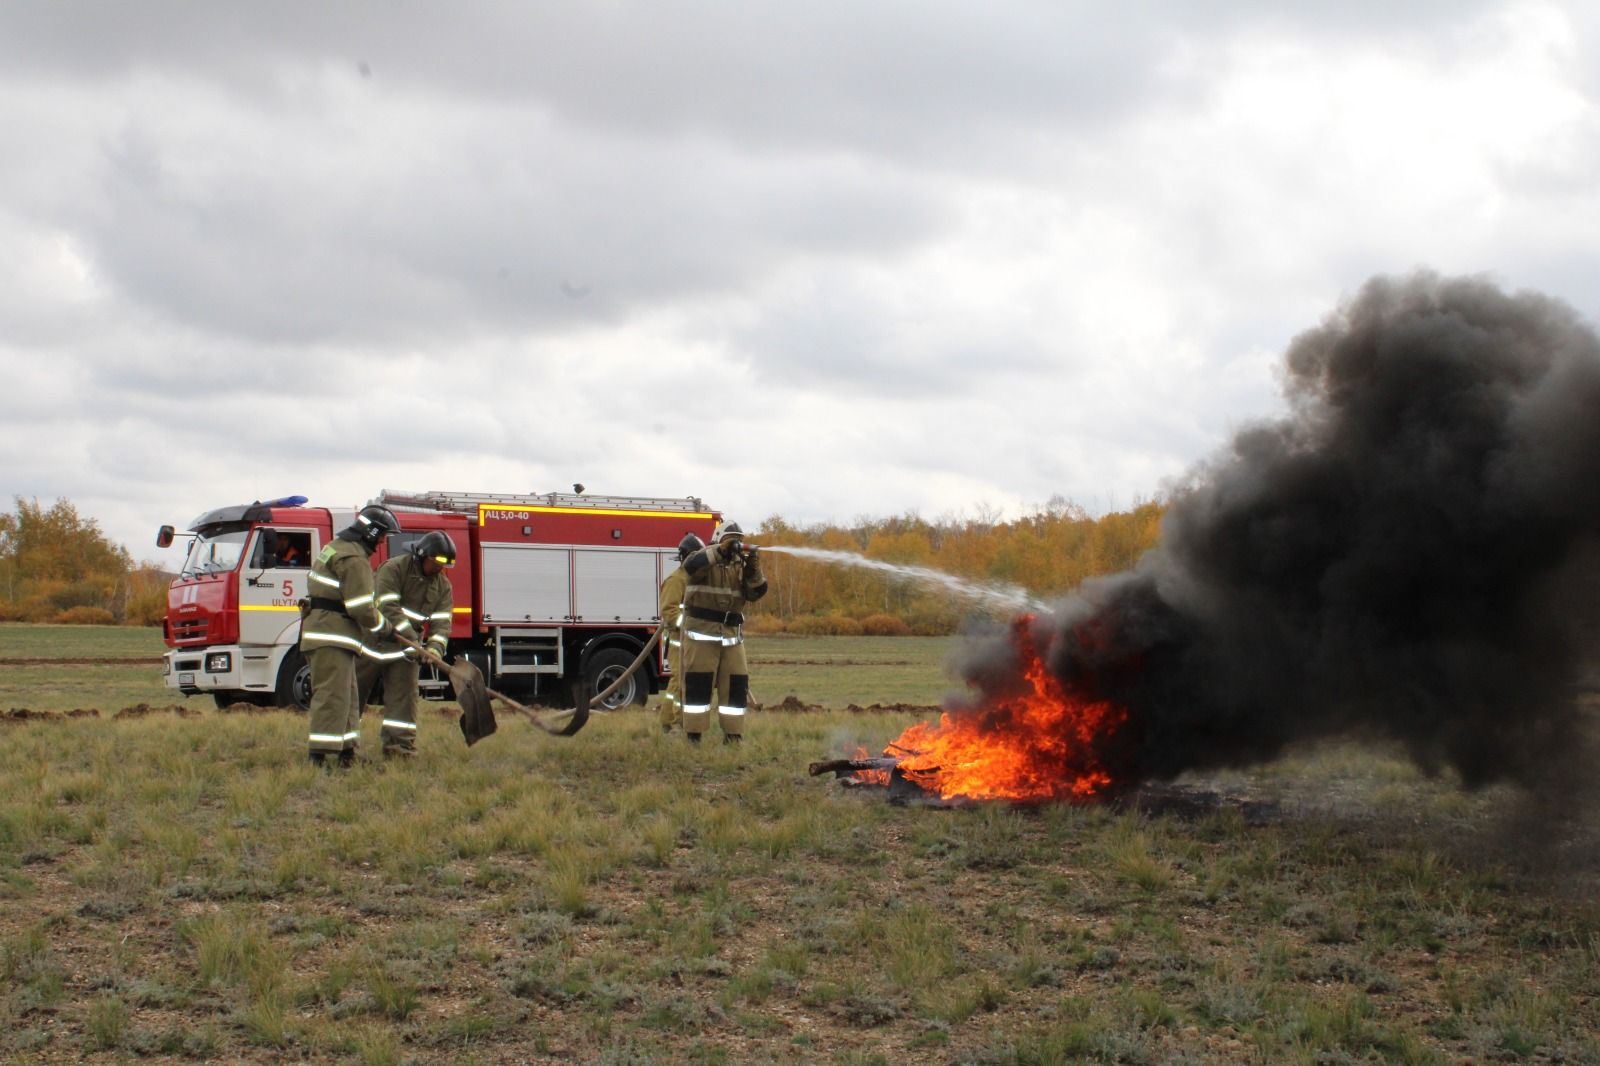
[{"xmin": 718, "ymin": 539, "xmax": 744, "ymax": 562}]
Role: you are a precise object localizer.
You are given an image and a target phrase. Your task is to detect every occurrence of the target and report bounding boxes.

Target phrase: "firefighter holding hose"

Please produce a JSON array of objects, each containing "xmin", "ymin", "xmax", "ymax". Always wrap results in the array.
[
  {"xmin": 300, "ymin": 505, "xmax": 401, "ymax": 767},
  {"xmin": 656, "ymin": 532, "xmax": 704, "ymax": 734},
  {"xmin": 358, "ymin": 531, "xmax": 458, "ymax": 758},
  {"xmin": 680, "ymin": 521, "xmax": 766, "ymax": 744}
]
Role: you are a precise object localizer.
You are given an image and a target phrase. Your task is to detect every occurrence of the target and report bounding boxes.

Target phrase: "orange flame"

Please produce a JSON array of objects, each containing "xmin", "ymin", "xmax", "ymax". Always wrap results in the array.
[
  {"xmin": 850, "ymin": 747, "xmax": 892, "ymax": 786},
  {"xmin": 890, "ymin": 616, "xmax": 1129, "ymax": 803}
]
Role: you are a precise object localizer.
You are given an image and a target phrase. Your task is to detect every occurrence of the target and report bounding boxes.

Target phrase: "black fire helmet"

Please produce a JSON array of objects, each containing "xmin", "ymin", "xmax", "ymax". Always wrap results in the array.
[{"xmin": 411, "ymin": 530, "xmax": 458, "ymax": 568}]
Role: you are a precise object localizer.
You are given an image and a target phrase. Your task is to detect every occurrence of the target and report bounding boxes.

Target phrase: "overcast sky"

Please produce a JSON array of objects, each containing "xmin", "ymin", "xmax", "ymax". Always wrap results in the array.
[{"xmin": 2, "ymin": 1, "xmax": 1597, "ymax": 567}]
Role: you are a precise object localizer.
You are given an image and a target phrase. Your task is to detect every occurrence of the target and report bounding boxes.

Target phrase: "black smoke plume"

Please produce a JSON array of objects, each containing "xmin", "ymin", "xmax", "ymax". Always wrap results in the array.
[{"xmin": 995, "ymin": 272, "xmax": 1600, "ymax": 789}]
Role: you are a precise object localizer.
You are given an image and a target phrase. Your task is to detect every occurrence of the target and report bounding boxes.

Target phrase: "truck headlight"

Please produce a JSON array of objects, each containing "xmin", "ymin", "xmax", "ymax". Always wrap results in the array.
[{"xmin": 205, "ymin": 653, "xmax": 232, "ymax": 673}]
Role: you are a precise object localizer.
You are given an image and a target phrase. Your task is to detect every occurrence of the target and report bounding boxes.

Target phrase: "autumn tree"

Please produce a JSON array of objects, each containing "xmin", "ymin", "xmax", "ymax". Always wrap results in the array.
[{"xmin": 0, "ymin": 497, "xmax": 143, "ymax": 623}]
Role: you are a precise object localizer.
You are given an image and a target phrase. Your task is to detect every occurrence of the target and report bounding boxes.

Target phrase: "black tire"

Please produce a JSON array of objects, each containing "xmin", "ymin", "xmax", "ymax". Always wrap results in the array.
[
  {"xmin": 584, "ymin": 648, "xmax": 648, "ymax": 710},
  {"xmin": 274, "ymin": 649, "xmax": 313, "ymax": 712}
]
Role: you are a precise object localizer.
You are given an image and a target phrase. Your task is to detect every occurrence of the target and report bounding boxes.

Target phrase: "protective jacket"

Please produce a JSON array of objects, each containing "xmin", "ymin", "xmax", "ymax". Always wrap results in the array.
[
  {"xmin": 301, "ymin": 537, "xmax": 389, "ymax": 654},
  {"xmin": 368, "ymin": 554, "xmax": 455, "ymax": 660},
  {"xmin": 660, "ymin": 566, "xmax": 689, "ymax": 640},
  {"xmin": 682, "ymin": 543, "xmax": 767, "ymax": 627}
]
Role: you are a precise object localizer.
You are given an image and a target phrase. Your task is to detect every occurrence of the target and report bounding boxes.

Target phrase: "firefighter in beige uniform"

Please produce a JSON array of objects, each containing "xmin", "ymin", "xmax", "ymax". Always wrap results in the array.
[
  {"xmin": 656, "ymin": 532, "xmax": 703, "ymax": 734},
  {"xmin": 357, "ymin": 531, "xmax": 457, "ymax": 757},
  {"xmin": 680, "ymin": 522, "xmax": 766, "ymax": 743},
  {"xmin": 300, "ymin": 505, "xmax": 401, "ymax": 767}
]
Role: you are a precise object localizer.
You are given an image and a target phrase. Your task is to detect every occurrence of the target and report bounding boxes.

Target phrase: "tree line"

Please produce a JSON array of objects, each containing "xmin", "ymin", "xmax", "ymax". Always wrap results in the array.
[
  {"xmin": 0, "ymin": 495, "xmax": 1169, "ymax": 631},
  {"xmin": 747, "ymin": 496, "xmax": 1167, "ymax": 635},
  {"xmin": 0, "ymin": 497, "xmax": 169, "ymax": 626}
]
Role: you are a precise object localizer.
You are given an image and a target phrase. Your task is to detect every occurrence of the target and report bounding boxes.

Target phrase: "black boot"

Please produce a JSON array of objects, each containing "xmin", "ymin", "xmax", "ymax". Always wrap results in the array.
[
  {"xmin": 309, "ymin": 752, "xmax": 329, "ymax": 769},
  {"xmin": 337, "ymin": 749, "xmax": 356, "ymax": 769},
  {"xmin": 686, "ymin": 732, "xmax": 702, "ymax": 744}
]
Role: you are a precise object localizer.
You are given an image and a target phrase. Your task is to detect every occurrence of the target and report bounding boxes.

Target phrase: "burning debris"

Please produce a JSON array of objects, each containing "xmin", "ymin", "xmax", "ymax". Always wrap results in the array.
[{"xmin": 821, "ymin": 272, "xmax": 1600, "ymax": 806}]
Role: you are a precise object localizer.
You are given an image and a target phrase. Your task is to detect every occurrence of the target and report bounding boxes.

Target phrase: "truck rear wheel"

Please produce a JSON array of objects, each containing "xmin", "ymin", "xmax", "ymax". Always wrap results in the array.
[
  {"xmin": 275, "ymin": 649, "xmax": 313, "ymax": 712},
  {"xmin": 584, "ymin": 648, "xmax": 648, "ymax": 710}
]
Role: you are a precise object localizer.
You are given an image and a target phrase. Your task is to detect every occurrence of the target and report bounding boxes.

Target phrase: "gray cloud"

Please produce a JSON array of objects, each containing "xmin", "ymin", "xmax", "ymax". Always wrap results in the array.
[{"xmin": 0, "ymin": 0, "xmax": 1593, "ymax": 565}]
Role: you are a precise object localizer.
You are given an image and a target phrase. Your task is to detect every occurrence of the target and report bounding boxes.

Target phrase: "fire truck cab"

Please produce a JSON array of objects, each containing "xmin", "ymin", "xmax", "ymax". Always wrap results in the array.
[{"xmin": 158, "ymin": 490, "xmax": 718, "ymax": 713}]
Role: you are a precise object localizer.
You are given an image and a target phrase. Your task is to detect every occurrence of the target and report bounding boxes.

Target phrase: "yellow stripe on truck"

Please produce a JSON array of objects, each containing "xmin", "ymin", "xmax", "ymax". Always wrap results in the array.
[{"xmin": 479, "ymin": 505, "xmax": 717, "ymax": 524}]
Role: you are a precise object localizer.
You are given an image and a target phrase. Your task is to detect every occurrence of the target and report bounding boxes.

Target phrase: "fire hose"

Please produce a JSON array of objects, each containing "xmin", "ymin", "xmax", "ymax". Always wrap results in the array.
[{"xmin": 388, "ymin": 625, "xmax": 663, "ymax": 743}]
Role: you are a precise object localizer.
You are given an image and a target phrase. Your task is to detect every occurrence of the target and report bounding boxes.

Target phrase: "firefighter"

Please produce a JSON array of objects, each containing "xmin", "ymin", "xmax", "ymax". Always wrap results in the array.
[
  {"xmin": 680, "ymin": 521, "xmax": 766, "ymax": 744},
  {"xmin": 357, "ymin": 530, "xmax": 457, "ymax": 758},
  {"xmin": 656, "ymin": 532, "xmax": 704, "ymax": 734},
  {"xmin": 299, "ymin": 504, "xmax": 401, "ymax": 767}
]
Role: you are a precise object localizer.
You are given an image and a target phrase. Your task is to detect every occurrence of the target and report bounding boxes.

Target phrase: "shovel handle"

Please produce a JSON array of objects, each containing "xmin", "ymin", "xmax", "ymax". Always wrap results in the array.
[{"xmin": 386, "ymin": 630, "xmax": 566, "ymax": 733}]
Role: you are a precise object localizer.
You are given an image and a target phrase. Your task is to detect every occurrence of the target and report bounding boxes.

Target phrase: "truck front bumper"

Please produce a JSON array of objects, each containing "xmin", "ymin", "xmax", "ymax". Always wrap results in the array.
[{"xmin": 164, "ymin": 646, "xmax": 249, "ymax": 696}]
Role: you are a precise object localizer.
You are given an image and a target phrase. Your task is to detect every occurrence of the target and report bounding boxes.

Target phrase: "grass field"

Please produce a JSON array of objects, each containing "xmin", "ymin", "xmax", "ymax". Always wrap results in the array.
[{"xmin": 2, "ymin": 625, "xmax": 1599, "ymax": 1064}]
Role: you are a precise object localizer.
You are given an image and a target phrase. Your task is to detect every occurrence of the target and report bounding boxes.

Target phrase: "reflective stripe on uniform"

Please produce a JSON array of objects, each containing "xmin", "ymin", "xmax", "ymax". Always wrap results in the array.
[
  {"xmin": 367, "ymin": 648, "xmax": 409, "ymax": 661},
  {"xmin": 402, "ymin": 607, "xmax": 427, "ymax": 621},
  {"xmin": 309, "ymin": 570, "xmax": 341, "ymax": 589},
  {"xmin": 346, "ymin": 593, "xmax": 374, "ymax": 609},
  {"xmin": 301, "ymin": 631, "xmax": 365, "ymax": 651},
  {"xmin": 429, "ymin": 611, "xmax": 452, "ymax": 624},
  {"xmin": 685, "ymin": 631, "xmax": 723, "ymax": 642},
  {"xmin": 382, "ymin": 720, "xmax": 417, "ymax": 732},
  {"xmin": 309, "ymin": 731, "xmax": 360, "ymax": 743},
  {"xmin": 718, "ymin": 706, "xmax": 746, "ymax": 716},
  {"xmin": 378, "ymin": 592, "xmax": 401, "ymax": 604}
]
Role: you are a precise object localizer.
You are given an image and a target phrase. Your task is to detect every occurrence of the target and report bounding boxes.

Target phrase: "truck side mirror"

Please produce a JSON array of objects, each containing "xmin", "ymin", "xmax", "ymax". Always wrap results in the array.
[{"xmin": 157, "ymin": 525, "xmax": 175, "ymax": 548}]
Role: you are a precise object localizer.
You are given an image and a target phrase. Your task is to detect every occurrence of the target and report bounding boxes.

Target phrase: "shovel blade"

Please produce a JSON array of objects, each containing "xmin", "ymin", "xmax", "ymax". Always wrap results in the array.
[{"xmin": 452, "ymin": 660, "xmax": 497, "ymax": 746}]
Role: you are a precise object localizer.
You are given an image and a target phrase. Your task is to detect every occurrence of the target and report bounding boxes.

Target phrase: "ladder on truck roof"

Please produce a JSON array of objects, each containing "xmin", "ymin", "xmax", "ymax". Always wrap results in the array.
[{"xmin": 375, "ymin": 489, "xmax": 711, "ymax": 515}]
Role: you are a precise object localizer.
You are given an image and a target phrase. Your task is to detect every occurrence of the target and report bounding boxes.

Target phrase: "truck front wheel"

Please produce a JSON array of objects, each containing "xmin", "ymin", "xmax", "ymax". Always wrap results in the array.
[
  {"xmin": 275, "ymin": 649, "xmax": 313, "ymax": 712},
  {"xmin": 584, "ymin": 648, "xmax": 649, "ymax": 710}
]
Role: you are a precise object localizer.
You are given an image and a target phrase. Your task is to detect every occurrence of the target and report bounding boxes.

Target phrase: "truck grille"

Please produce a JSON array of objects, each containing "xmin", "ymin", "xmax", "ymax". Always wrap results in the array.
[{"xmin": 171, "ymin": 618, "xmax": 209, "ymax": 642}]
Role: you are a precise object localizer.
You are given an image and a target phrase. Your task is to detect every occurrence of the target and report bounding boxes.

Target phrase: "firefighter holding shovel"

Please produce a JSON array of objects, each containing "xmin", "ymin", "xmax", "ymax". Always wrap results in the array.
[
  {"xmin": 358, "ymin": 531, "xmax": 457, "ymax": 758},
  {"xmin": 300, "ymin": 505, "xmax": 401, "ymax": 767},
  {"xmin": 680, "ymin": 522, "xmax": 766, "ymax": 744}
]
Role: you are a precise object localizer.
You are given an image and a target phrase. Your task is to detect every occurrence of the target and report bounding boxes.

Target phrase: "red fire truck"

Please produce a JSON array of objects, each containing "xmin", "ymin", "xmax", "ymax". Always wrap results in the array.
[{"xmin": 158, "ymin": 489, "xmax": 719, "ymax": 712}]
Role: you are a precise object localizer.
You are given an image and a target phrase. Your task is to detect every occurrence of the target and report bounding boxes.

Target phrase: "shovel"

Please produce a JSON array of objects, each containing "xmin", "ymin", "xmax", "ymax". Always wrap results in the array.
[{"xmin": 387, "ymin": 631, "xmax": 587, "ymax": 743}]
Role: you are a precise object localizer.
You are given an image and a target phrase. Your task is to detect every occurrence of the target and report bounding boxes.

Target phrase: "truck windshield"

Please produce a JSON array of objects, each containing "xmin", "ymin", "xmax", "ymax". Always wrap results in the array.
[{"xmin": 180, "ymin": 529, "xmax": 250, "ymax": 577}]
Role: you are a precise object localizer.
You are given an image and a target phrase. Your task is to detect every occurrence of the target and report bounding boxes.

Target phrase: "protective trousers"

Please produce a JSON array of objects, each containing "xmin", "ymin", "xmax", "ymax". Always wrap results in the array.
[
  {"xmin": 307, "ymin": 645, "xmax": 361, "ymax": 757},
  {"xmin": 657, "ymin": 628, "xmax": 684, "ymax": 730},
  {"xmin": 682, "ymin": 630, "xmax": 748, "ymax": 738},
  {"xmin": 356, "ymin": 655, "xmax": 421, "ymax": 754}
]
